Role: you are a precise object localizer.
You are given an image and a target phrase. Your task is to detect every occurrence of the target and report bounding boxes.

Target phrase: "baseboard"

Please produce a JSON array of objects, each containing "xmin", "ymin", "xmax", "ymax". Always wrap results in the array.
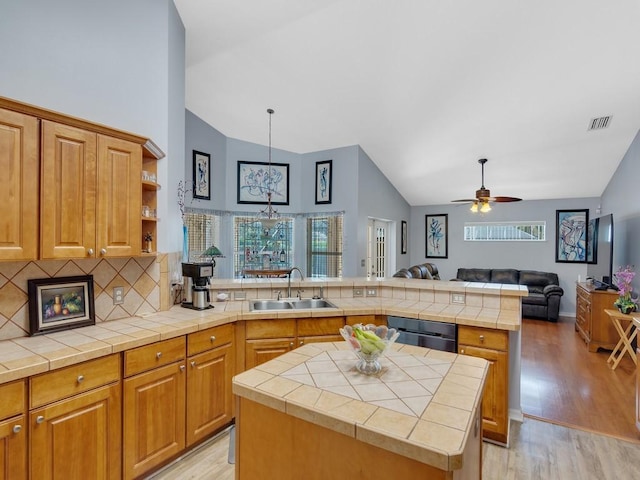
[{"xmin": 509, "ymin": 408, "xmax": 524, "ymax": 423}]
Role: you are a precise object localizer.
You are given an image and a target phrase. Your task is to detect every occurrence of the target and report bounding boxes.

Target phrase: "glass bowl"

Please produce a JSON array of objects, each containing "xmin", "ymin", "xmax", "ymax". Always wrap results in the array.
[{"xmin": 339, "ymin": 323, "xmax": 400, "ymax": 375}]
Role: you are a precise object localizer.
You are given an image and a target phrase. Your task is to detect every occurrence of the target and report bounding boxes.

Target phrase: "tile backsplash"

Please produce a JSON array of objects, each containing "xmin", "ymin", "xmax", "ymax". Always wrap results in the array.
[{"xmin": 0, "ymin": 256, "xmax": 167, "ymax": 341}]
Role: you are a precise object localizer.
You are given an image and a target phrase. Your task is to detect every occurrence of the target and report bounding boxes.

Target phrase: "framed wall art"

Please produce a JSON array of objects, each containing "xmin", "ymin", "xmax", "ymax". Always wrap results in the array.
[
  {"xmin": 556, "ymin": 209, "xmax": 589, "ymax": 263},
  {"xmin": 237, "ymin": 161, "xmax": 289, "ymax": 205},
  {"xmin": 401, "ymin": 220, "xmax": 408, "ymax": 254},
  {"xmin": 193, "ymin": 150, "xmax": 211, "ymax": 200},
  {"xmin": 425, "ymin": 214, "xmax": 448, "ymax": 258},
  {"xmin": 28, "ymin": 275, "xmax": 95, "ymax": 336},
  {"xmin": 315, "ymin": 160, "xmax": 332, "ymax": 204}
]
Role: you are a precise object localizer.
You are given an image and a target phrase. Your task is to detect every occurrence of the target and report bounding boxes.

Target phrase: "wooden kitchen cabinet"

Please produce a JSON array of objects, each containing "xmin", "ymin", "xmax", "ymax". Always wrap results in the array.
[
  {"xmin": 0, "ymin": 108, "xmax": 39, "ymax": 261},
  {"xmin": 186, "ymin": 324, "xmax": 235, "ymax": 447},
  {"xmin": 0, "ymin": 380, "xmax": 27, "ymax": 480},
  {"xmin": 29, "ymin": 354, "xmax": 121, "ymax": 480},
  {"xmin": 576, "ymin": 282, "xmax": 620, "ymax": 352},
  {"xmin": 123, "ymin": 337, "xmax": 186, "ymax": 480},
  {"xmin": 41, "ymin": 120, "xmax": 142, "ymax": 259},
  {"xmin": 458, "ymin": 325, "xmax": 509, "ymax": 445},
  {"xmin": 296, "ymin": 317, "xmax": 345, "ymax": 346}
]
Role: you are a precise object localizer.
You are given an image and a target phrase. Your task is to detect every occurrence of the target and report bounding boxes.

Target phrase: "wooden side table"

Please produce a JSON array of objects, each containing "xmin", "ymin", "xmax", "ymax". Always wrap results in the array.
[{"xmin": 604, "ymin": 309, "xmax": 638, "ymax": 370}]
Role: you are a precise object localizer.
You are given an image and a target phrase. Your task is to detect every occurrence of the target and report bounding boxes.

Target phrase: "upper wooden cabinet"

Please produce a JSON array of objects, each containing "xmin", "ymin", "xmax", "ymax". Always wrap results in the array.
[
  {"xmin": 0, "ymin": 108, "xmax": 39, "ymax": 261},
  {"xmin": 0, "ymin": 96, "xmax": 164, "ymax": 261}
]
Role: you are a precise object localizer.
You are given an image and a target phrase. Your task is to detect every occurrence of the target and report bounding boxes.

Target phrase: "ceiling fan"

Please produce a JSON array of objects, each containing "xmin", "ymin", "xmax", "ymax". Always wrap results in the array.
[{"xmin": 452, "ymin": 158, "xmax": 522, "ymax": 212}]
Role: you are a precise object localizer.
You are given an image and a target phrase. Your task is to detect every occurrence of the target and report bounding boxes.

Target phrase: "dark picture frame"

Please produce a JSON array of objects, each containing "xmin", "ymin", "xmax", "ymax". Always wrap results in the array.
[
  {"xmin": 315, "ymin": 160, "xmax": 332, "ymax": 204},
  {"xmin": 401, "ymin": 220, "xmax": 408, "ymax": 255},
  {"xmin": 193, "ymin": 150, "xmax": 211, "ymax": 200},
  {"xmin": 237, "ymin": 161, "xmax": 289, "ymax": 205},
  {"xmin": 425, "ymin": 214, "xmax": 448, "ymax": 258},
  {"xmin": 556, "ymin": 209, "xmax": 589, "ymax": 263},
  {"xmin": 28, "ymin": 275, "xmax": 95, "ymax": 336}
]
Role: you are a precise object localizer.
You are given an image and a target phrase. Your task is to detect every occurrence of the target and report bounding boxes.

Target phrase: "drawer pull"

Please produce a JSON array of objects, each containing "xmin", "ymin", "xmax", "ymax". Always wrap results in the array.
[
  {"xmin": 289, "ymin": 342, "xmax": 294, "ymax": 348},
  {"xmin": 180, "ymin": 365, "xmax": 185, "ymax": 372},
  {"xmin": 36, "ymin": 416, "xmax": 45, "ymax": 424},
  {"xmin": 13, "ymin": 425, "xmax": 22, "ymax": 434},
  {"xmin": 77, "ymin": 375, "xmax": 84, "ymax": 384},
  {"xmin": 479, "ymin": 335, "xmax": 485, "ymax": 343},
  {"xmin": 210, "ymin": 335, "xmax": 216, "ymax": 342},
  {"xmin": 299, "ymin": 340, "xmax": 304, "ymax": 346},
  {"xmin": 156, "ymin": 352, "xmax": 162, "ymax": 359},
  {"xmin": 460, "ymin": 348, "xmax": 465, "ymax": 354},
  {"xmin": 190, "ymin": 361, "xmax": 196, "ymax": 367}
]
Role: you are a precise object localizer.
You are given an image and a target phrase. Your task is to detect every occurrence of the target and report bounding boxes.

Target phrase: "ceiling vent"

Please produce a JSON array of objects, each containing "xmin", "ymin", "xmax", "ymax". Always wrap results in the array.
[{"xmin": 588, "ymin": 116, "xmax": 612, "ymax": 131}]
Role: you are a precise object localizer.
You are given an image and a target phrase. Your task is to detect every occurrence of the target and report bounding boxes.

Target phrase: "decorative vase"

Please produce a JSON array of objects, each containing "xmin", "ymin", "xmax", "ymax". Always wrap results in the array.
[{"xmin": 145, "ymin": 240, "xmax": 152, "ymax": 253}]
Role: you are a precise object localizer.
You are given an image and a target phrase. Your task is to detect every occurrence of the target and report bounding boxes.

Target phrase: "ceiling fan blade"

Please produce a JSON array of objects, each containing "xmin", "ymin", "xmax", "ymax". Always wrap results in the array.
[
  {"xmin": 451, "ymin": 199, "xmax": 478, "ymax": 203},
  {"xmin": 490, "ymin": 196, "xmax": 522, "ymax": 202}
]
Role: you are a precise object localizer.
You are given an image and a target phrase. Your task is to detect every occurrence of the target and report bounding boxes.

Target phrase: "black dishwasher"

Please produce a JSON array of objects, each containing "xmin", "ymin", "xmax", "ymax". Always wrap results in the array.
[{"xmin": 387, "ymin": 316, "xmax": 457, "ymax": 353}]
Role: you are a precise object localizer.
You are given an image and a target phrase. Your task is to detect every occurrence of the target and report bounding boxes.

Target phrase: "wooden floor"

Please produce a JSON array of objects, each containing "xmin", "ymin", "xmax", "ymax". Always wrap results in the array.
[{"xmin": 520, "ymin": 316, "xmax": 639, "ymax": 442}]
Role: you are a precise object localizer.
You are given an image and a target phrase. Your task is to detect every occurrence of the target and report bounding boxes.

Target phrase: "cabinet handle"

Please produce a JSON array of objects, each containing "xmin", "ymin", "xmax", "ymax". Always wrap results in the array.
[
  {"xmin": 100, "ymin": 248, "xmax": 107, "ymax": 255},
  {"xmin": 299, "ymin": 340, "xmax": 304, "ymax": 346},
  {"xmin": 190, "ymin": 361, "xmax": 196, "ymax": 367},
  {"xmin": 289, "ymin": 342, "xmax": 294, "ymax": 348},
  {"xmin": 13, "ymin": 425, "xmax": 22, "ymax": 434},
  {"xmin": 156, "ymin": 352, "xmax": 162, "ymax": 359},
  {"xmin": 460, "ymin": 348, "xmax": 465, "ymax": 354},
  {"xmin": 36, "ymin": 416, "xmax": 45, "ymax": 424},
  {"xmin": 77, "ymin": 375, "xmax": 84, "ymax": 384},
  {"xmin": 210, "ymin": 335, "xmax": 216, "ymax": 343},
  {"xmin": 180, "ymin": 365, "xmax": 185, "ymax": 372},
  {"xmin": 87, "ymin": 248, "xmax": 94, "ymax": 256},
  {"xmin": 479, "ymin": 335, "xmax": 485, "ymax": 343}
]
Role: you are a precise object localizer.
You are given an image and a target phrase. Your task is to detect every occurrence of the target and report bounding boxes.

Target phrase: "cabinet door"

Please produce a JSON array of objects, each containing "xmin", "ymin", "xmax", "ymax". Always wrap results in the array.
[
  {"xmin": 30, "ymin": 383, "xmax": 121, "ymax": 480},
  {"xmin": 0, "ymin": 108, "xmax": 39, "ymax": 261},
  {"xmin": 186, "ymin": 342, "xmax": 235, "ymax": 447},
  {"xmin": 41, "ymin": 120, "xmax": 97, "ymax": 259},
  {"xmin": 0, "ymin": 415, "xmax": 27, "ymax": 480},
  {"xmin": 97, "ymin": 135, "xmax": 142, "ymax": 257},
  {"xmin": 245, "ymin": 338, "xmax": 294, "ymax": 369},
  {"xmin": 123, "ymin": 362, "xmax": 186, "ymax": 480},
  {"xmin": 458, "ymin": 344, "xmax": 508, "ymax": 444}
]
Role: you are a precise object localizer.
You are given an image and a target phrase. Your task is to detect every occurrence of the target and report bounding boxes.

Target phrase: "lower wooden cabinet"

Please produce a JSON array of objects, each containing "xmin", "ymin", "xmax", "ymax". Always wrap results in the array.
[
  {"xmin": 458, "ymin": 325, "xmax": 509, "ymax": 445},
  {"xmin": 575, "ymin": 282, "xmax": 620, "ymax": 352},
  {"xmin": 0, "ymin": 380, "xmax": 27, "ymax": 480}
]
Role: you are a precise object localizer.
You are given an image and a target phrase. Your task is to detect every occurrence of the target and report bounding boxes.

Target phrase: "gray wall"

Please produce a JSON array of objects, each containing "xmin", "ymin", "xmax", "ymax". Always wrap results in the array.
[
  {"xmin": 0, "ymin": 0, "xmax": 185, "ymax": 253},
  {"xmin": 410, "ymin": 198, "xmax": 601, "ymax": 316}
]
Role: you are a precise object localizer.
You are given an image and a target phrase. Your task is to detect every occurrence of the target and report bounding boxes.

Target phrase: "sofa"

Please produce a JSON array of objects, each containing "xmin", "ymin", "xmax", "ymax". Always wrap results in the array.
[
  {"xmin": 393, "ymin": 263, "xmax": 441, "ymax": 280},
  {"xmin": 454, "ymin": 268, "xmax": 564, "ymax": 322}
]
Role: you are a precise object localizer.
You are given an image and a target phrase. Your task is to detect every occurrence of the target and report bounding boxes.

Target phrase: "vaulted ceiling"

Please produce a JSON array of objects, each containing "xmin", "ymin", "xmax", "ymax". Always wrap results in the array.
[{"xmin": 174, "ymin": 0, "xmax": 640, "ymax": 206}]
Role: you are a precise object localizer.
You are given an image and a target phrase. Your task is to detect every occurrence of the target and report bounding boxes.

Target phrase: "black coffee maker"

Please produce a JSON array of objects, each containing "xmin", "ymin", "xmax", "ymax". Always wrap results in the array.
[{"xmin": 181, "ymin": 262, "xmax": 215, "ymax": 310}]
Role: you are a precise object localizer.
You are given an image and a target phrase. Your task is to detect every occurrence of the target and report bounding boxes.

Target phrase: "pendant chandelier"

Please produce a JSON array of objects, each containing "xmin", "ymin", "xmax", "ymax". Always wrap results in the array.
[{"xmin": 259, "ymin": 108, "xmax": 279, "ymax": 231}]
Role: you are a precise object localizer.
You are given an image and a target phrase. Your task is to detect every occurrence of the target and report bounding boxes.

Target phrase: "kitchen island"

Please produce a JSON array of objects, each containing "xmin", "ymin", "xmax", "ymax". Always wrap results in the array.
[{"xmin": 233, "ymin": 341, "xmax": 488, "ymax": 480}]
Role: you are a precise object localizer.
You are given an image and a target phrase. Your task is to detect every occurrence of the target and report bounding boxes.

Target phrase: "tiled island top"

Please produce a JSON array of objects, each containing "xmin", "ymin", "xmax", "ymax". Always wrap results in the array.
[{"xmin": 233, "ymin": 341, "xmax": 489, "ymax": 472}]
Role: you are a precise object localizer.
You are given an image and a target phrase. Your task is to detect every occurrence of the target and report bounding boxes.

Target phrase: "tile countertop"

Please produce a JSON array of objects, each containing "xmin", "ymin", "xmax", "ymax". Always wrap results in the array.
[
  {"xmin": 0, "ymin": 280, "xmax": 522, "ymax": 386},
  {"xmin": 232, "ymin": 341, "xmax": 489, "ymax": 472}
]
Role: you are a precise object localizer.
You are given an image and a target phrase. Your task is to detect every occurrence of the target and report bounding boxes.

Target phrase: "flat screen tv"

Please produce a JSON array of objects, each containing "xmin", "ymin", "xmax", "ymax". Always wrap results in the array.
[{"xmin": 586, "ymin": 213, "xmax": 614, "ymax": 290}]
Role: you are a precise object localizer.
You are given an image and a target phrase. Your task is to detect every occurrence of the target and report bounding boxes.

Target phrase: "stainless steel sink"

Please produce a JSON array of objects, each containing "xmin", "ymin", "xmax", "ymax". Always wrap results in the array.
[{"xmin": 248, "ymin": 298, "xmax": 337, "ymax": 311}]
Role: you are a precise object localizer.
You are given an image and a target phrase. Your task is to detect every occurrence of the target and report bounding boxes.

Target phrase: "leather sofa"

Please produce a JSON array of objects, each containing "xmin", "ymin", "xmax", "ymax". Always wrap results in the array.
[
  {"xmin": 393, "ymin": 263, "xmax": 441, "ymax": 280},
  {"xmin": 454, "ymin": 268, "xmax": 564, "ymax": 322}
]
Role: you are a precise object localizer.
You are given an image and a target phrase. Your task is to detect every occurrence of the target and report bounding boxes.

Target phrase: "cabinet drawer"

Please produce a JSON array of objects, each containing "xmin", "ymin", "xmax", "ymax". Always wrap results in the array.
[
  {"xmin": 188, "ymin": 323, "xmax": 234, "ymax": 356},
  {"xmin": 246, "ymin": 319, "xmax": 296, "ymax": 339},
  {"xmin": 297, "ymin": 317, "xmax": 345, "ymax": 337},
  {"xmin": 0, "ymin": 380, "xmax": 26, "ymax": 419},
  {"xmin": 124, "ymin": 337, "xmax": 185, "ymax": 377},
  {"xmin": 458, "ymin": 326, "xmax": 508, "ymax": 351},
  {"xmin": 30, "ymin": 354, "xmax": 120, "ymax": 409}
]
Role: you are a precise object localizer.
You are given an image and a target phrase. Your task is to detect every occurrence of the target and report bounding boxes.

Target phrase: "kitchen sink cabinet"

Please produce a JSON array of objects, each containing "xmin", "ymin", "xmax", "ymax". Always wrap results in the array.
[
  {"xmin": 186, "ymin": 324, "xmax": 235, "ymax": 447},
  {"xmin": 346, "ymin": 315, "xmax": 387, "ymax": 326},
  {"xmin": 41, "ymin": 120, "xmax": 142, "ymax": 259},
  {"xmin": 0, "ymin": 108, "xmax": 39, "ymax": 261},
  {"xmin": 123, "ymin": 337, "xmax": 186, "ymax": 480},
  {"xmin": 458, "ymin": 325, "xmax": 509, "ymax": 445},
  {"xmin": 0, "ymin": 380, "xmax": 27, "ymax": 480},
  {"xmin": 28, "ymin": 354, "xmax": 121, "ymax": 480}
]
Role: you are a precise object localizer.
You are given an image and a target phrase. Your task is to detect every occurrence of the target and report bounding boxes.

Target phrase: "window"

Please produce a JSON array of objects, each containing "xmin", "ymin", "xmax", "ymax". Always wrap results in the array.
[
  {"xmin": 307, "ymin": 215, "xmax": 343, "ymax": 278},
  {"xmin": 464, "ymin": 221, "xmax": 546, "ymax": 241},
  {"xmin": 234, "ymin": 217, "xmax": 293, "ymax": 277}
]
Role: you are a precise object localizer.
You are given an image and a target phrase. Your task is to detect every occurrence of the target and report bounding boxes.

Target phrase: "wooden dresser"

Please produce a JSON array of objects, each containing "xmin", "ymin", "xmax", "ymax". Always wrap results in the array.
[{"xmin": 575, "ymin": 282, "xmax": 620, "ymax": 352}]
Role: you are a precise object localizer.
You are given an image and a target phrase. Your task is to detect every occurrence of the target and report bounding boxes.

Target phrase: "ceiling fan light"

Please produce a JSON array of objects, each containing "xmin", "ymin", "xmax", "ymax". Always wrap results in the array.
[
  {"xmin": 470, "ymin": 202, "xmax": 479, "ymax": 213},
  {"xmin": 480, "ymin": 201, "xmax": 492, "ymax": 213}
]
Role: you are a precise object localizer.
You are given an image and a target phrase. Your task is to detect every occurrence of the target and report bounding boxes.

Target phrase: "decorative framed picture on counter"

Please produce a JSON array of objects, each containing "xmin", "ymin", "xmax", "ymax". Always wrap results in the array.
[
  {"xmin": 237, "ymin": 160, "xmax": 290, "ymax": 205},
  {"xmin": 28, "ymin": 275, "xmax": 95, "ymax": 336},
  {"xmin": 425, "ymin": 214, "xmax": 448, "ymax": 258},
  {"xmin": 315, "ymin": 160, "xmax": 332, "ymax": 204},
  {"xmin": 193, "ymin": 150, "xmax": 211, "ymax": 200},
  {"xmin": 555, "ymin": 209, "xmax": 588, "ymax": 263}
]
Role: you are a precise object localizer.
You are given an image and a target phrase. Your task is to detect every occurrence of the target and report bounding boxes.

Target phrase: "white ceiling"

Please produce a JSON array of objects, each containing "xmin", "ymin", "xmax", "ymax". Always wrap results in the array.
[{"xmin": 174, "ymin": 0, "xmax": 640, "ymax": 206}]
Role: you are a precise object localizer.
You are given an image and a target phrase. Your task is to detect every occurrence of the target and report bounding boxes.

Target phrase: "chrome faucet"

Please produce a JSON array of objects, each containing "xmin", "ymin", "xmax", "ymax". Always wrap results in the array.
[{"xmin": 288, "ymin": 267, "xmax": 304, "ymax": 298}]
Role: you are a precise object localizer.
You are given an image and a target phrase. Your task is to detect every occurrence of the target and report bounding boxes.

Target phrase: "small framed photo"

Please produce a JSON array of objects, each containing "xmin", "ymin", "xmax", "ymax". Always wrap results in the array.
[
  {"xmin": 556, "ymin": 209, "xmax": 589, "ymax": 263},
  {"xmin": 425, "ymin": 214, "xmax": 448, "ymax": 258},
  {"xmin": 237, "ymin": 161, "xmax": 289, "ymax": 205},
  {"xmin": 315, "ymin": 160, "xmax": 332, "ymax": 204},
  {"xmin": 28, "ymin": 275, "xmax": 95, "ymax": 336},
  {"xmin": 193, "ymin": 150, "xmax": 211, "ymax": 200},
  {"xmin": 401, "ymin": 220, "xmax": 408, "ymax": 255}
]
